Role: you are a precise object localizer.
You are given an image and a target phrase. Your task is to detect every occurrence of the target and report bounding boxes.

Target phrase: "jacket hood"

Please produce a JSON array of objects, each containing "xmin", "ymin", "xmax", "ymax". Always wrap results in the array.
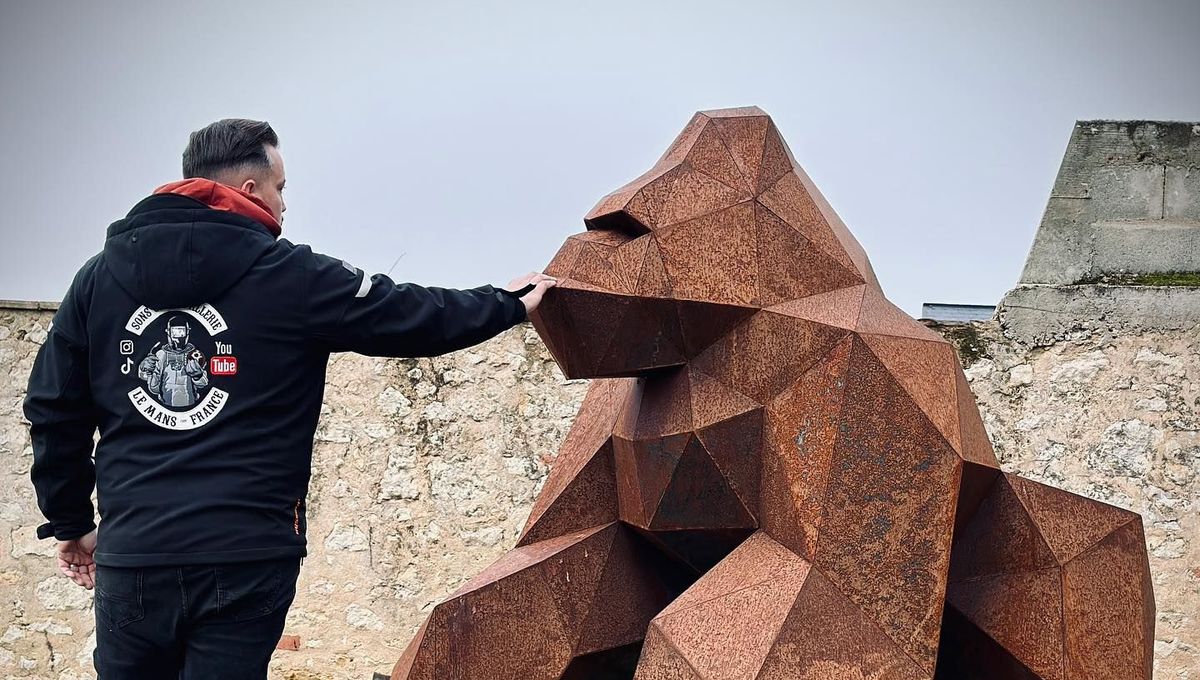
[
  {"xmin": 154, "ymin": 178, "xmax": 282, "ymax": 237},
  {"xmin": 104, "ymin": 193, "xmax": 277, "ymax": 310}
]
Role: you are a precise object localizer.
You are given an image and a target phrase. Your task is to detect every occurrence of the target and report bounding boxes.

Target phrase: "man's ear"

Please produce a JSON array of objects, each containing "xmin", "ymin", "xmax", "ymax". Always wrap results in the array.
[{"xmin": 240, "ymin": 178, "xmax": 257, "ymax": 194}]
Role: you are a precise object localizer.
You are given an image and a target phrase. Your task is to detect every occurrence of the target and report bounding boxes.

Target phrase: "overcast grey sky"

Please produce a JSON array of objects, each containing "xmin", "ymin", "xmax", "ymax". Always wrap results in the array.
[{"xmin": 2, "ymin": 0, "xmax": 1198, "ymax": 315}]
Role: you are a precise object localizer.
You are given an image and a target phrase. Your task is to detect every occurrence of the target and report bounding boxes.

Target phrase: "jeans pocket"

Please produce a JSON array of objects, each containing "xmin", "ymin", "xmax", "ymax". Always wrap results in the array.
[
  {"xmin": 94, "ymin": 567, "xmax": 145, "ymax": 629},
  {"xmin": 215, "ymin": 559, "xmax": 299, "ymax": 622}
]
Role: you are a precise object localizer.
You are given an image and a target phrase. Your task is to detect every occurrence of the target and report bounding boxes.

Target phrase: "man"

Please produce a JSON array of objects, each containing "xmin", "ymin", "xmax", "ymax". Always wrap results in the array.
[{"xmin": 23, "ymin": 118, "xmax": 556, "ymax": 679}]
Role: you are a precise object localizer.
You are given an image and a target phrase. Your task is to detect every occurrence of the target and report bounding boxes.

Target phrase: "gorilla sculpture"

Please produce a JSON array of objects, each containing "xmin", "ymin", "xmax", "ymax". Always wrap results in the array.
[{"xmin": 392, "ymin": 107, "xmax": 1154, "ymax": 680}]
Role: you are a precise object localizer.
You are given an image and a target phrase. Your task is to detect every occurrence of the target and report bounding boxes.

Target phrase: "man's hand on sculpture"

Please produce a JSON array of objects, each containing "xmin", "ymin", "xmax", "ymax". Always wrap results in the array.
[
  {"xmin": 56, "ymin": 529, "xmax": 97, "ymax": 590},
  {"xmin": 506, "ymin": 272, "xmax": 557, "ymax": 315}
]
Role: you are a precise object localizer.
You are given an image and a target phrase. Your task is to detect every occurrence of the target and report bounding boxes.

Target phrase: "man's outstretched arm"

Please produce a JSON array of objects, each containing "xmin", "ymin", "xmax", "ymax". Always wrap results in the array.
[{"xmin": 305, "ymin": 250, "xmax": 555, "ymax": 357}]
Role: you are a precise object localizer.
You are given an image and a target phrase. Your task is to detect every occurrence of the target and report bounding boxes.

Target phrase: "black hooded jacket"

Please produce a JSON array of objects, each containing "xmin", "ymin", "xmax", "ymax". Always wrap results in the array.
[{"xmin": 24, "ymin": 193, "xmax": 527, "ymax": 566}]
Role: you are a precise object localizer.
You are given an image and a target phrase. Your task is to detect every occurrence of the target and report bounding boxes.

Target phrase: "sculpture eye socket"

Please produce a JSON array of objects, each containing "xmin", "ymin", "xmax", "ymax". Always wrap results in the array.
[{"xmin": 585, "ymin": 209, "xmax": 651, "ymax": 238}]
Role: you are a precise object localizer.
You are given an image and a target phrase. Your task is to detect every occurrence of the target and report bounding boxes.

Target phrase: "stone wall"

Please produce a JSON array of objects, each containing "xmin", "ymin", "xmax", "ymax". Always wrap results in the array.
[{"xmin": 1, "ymin": 304, "xmax": 1197, "ymax": 679}]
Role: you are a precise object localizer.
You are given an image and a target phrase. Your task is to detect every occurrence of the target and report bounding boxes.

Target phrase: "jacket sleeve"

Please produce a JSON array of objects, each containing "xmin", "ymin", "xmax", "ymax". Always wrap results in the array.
[
  {"xmin": 305, "ymin": 250, "xmax": 528, "ymax": 357},
  {"xmin": 24, "ymin": 271, "xmax": 97, "ymax": 541}
]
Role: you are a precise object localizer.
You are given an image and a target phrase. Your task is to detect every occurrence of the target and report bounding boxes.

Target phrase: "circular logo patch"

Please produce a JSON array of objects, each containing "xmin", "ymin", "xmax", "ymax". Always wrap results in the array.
[{"xmin": 120, "ymin": 304, "xmax": 237, "ymax": 430}]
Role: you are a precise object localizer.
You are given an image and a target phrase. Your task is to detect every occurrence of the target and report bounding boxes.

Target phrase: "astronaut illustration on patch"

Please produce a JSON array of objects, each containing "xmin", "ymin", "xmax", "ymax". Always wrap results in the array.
[{"xmin": 137, "ymin": 315, "xmax": 210, "ymax": 408}]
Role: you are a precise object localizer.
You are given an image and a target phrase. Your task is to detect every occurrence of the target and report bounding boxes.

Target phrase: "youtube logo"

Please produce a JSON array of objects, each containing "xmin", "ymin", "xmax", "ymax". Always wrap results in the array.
[{"xmin": 210, "ymin": 356, "xmax": 238, "ymax": 376}]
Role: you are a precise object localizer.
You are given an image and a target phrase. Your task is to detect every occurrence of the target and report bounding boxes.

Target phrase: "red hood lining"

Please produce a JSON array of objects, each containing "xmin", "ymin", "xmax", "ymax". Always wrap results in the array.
[{"xmin": 154, "ymin": 178, "xmax": 281, "ymax": 237}]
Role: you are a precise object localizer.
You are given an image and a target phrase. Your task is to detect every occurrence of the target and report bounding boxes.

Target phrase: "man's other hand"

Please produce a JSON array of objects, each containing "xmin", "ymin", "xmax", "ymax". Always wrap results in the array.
[
  {"xmin": 506, "ymin": 272, "xmax": 557, "ymax": 315},
  {"xmin": 57, "ymin": 530, "xmax": 97, "ymax": 589}
]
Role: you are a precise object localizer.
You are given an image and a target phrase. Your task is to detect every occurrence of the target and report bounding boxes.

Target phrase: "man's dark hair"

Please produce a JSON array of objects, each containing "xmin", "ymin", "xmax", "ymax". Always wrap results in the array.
[{"xmin": 182, "ymin": 118, "xmax": 279, "ymax": 180}]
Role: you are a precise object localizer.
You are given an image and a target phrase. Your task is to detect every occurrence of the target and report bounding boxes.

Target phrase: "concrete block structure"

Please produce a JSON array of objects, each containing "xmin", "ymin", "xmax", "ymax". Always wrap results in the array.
[{"xmin": 1000, "ymin": 121, "xmax": 1200, "ymax": 345}]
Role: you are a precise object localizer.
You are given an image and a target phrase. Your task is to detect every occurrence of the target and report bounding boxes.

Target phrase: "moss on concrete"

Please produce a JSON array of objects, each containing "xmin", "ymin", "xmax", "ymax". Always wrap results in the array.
[{"xmin": 1081, "ymin": 272, "xmax": 1200, "ymax": 287}]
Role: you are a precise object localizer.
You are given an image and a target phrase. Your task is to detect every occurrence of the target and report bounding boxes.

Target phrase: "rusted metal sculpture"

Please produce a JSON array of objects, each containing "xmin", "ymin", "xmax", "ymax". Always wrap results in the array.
[{"xmin": 392, "ymin": 107, "xmax": 1154, "ymax": 680}]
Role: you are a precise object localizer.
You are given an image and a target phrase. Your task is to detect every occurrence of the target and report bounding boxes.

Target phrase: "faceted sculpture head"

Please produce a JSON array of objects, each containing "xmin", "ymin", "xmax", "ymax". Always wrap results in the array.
[{"xmin": 531, "ymin": 106, "xmax": 883, "ymax": 380}]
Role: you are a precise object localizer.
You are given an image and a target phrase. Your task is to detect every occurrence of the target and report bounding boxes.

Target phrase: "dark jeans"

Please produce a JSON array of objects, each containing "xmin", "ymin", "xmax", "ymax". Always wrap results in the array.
[{"xmin": 93, "ymin": 557, "xmax": 301, "ymax": 680}]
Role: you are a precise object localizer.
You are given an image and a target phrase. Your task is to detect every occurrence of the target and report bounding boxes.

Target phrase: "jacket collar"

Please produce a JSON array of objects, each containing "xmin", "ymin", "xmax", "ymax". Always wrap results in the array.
[{"xmin": 154, "ymin": 178, "xmax": 281, "ymax": 237}]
